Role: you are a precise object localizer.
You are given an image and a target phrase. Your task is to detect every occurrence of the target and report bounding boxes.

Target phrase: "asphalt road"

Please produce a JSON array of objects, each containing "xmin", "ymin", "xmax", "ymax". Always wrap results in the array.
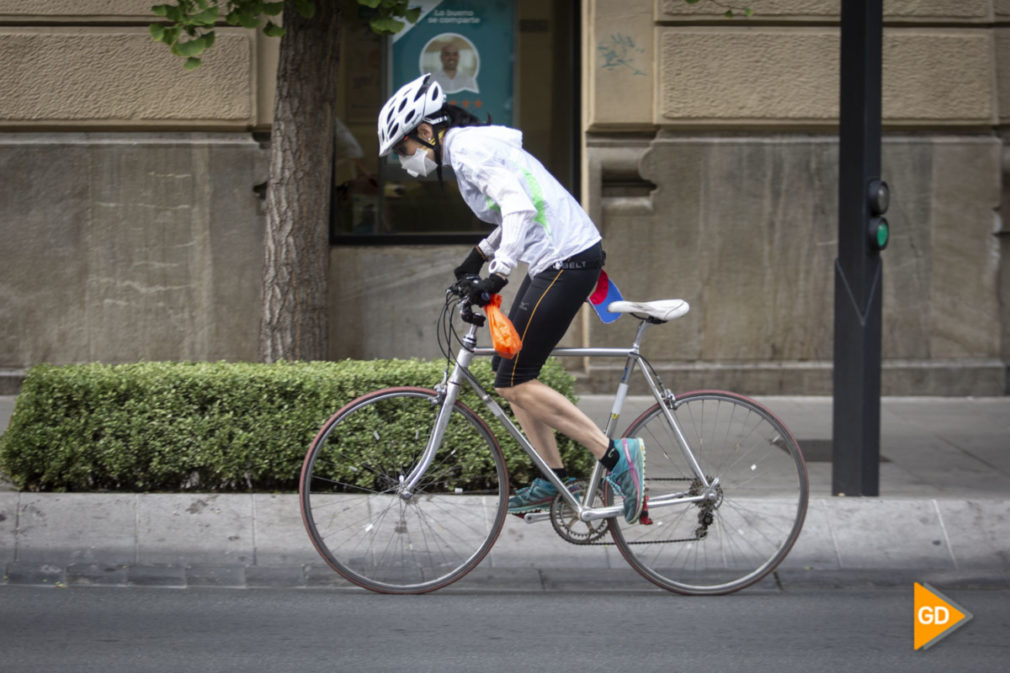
[{"xmin": 1, "ymin": 585, "xmax": 1007, "ymax": 672}]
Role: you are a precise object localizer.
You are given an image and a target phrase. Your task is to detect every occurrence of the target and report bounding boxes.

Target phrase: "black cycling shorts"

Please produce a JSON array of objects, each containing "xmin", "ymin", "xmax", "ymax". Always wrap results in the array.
[{"xmin": 492, "ymin": 242, "xmax": 603, "ymax": 389}]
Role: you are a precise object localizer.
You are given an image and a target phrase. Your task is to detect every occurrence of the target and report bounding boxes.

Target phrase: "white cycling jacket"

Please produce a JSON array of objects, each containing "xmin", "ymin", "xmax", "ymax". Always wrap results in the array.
[{"xmin": 442, "ymin": 125, "xmax": 601, "ymax": 278}]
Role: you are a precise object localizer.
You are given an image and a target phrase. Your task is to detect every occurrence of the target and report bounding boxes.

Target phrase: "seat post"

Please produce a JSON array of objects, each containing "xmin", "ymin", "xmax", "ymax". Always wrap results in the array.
[{"xmin": 631, "ymin": 319, "xmax": 651, "ymax": 353}]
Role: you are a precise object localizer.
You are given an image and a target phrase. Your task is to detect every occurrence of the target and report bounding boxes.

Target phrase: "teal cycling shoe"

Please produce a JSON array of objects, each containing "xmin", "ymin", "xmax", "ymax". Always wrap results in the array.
[
  {"xmin": 605, "ymin": 438, "xmax": 646, "ymax": 523},
  {"xmin": 508, "ymin": 477, "xmax": 580, "ymax": 514}
]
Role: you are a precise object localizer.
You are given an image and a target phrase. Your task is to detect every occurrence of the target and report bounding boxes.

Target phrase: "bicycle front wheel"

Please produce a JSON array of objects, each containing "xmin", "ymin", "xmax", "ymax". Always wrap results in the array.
[
  {"xmin": 610, "ymin": 390, "xmax": 808, "ymax": 594},
  {"xmin": 299, "ymin": 387, "xmax": 509, "ymax": 593}
]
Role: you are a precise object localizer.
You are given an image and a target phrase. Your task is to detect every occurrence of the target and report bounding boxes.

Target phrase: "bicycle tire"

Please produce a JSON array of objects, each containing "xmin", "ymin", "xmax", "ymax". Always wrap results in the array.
[
  {"xmin": 299, "ymin": 387, "xmax": 509, "ymax": 594},
  {"xmin": 608, "ymin": 390, "xmax": 808, "ymax": 595}
]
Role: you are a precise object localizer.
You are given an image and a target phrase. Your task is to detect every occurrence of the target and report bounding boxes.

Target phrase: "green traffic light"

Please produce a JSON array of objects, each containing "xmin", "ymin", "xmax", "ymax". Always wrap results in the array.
[
  {"xmin": 876, "ymin": 220, "xmax": 889, "ymax": 248},
  {"xmin": 868, "ymin": 217, "xmax": 889, "ymax": 251}
]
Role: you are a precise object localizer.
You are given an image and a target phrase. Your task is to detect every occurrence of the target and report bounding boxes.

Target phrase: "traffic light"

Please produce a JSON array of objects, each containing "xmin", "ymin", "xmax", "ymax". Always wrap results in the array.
[{"xmin": 867, "ymin": 178, "xmax": 889, "ymax": 251}]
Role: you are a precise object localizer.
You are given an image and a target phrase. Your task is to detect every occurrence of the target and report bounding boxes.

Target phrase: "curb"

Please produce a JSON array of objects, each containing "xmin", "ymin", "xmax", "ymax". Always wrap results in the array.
[
  {"xmin": 4, "ymin": 563, "xmax": 1007, "ymax": 592},
  {"xmin": 1, "ymin": 493, "xmax": 1008, "ymax": 590}
]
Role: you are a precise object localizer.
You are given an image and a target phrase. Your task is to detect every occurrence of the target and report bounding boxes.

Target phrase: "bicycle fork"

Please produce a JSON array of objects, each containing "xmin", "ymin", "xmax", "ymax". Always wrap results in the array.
[{"xmin": 398, "ymin": 325, "xmax": 480, "ymax": 500}]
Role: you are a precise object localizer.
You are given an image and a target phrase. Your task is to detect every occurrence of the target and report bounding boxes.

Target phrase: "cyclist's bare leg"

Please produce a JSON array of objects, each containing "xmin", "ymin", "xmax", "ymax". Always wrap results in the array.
[
  {"xmin": 510, "ymin": 404, "xmax": 564, "ymax": 468},
  {"xmin": 496, "ymin": 379, "xmax": 609, "ymax": 462}
]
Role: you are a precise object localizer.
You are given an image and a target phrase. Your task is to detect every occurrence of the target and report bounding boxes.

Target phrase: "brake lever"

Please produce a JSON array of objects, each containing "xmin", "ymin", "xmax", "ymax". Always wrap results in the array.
[
  {"xmin": 449, "ymin": 275, "xmax": 486, "ymax": 326},
  {"xmin": 460, "ymin": 299, "xmax": 486, "ymax": 326}
]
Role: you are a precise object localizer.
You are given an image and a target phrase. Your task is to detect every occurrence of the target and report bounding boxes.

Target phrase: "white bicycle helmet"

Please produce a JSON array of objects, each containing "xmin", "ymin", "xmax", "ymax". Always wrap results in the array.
[{"xmin": 377, "ymin": 74, "xmax": 447, "ymax": 157}]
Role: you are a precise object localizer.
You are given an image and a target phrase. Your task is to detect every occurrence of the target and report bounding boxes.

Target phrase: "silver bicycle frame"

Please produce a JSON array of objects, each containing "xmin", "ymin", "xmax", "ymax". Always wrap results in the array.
[{"xmin": 401, "ymin": 316, "xmax": 715, "ymax": 522}]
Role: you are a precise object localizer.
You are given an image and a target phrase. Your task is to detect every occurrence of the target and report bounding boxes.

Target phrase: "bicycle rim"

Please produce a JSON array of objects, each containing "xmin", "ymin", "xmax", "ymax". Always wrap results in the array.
[
  {"xmin": 610, "ymin": 390, "xmax": 808, "ymax": 594},
  {"xmin": 299, "ymin": 387, "xmax": 508, "ymax": 594}
]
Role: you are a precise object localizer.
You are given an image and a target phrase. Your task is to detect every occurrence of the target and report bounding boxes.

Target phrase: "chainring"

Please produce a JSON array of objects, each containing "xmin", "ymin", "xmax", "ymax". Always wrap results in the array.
[{"xmin": 549, "ymin": 480, "xmax": 610, "ymax": 544}]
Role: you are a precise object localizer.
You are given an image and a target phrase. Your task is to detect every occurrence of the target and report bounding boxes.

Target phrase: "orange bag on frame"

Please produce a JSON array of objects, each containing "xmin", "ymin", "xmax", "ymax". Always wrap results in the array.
[{"xmin": 484, "ymin": 294, "xmax": 522, "ymax": 359}]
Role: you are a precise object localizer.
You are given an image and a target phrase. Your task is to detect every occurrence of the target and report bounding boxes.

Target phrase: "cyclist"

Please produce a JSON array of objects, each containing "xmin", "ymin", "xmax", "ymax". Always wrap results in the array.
[{"xmin": 377, "ymin": 74, "xmax": 646, "ymax": 523}]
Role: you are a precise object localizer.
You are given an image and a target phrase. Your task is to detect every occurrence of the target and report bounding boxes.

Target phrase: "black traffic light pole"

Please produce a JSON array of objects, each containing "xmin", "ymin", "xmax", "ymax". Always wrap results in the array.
[{"xmin": 832, "ymin": 0, "xmax": 889, "ymax": 496}]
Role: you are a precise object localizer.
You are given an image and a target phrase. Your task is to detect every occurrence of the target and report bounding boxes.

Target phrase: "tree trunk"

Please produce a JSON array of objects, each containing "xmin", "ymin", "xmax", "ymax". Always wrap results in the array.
[{"xmin": 259, "ymin": 2, "xmax": 341, "ymax": 362}]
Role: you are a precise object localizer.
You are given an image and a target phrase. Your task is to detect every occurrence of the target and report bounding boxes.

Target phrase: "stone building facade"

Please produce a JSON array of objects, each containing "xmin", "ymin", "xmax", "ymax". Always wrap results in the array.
[{"xmin": 1, "ymin": 0, "xmax": 1007, "ymax": 395}]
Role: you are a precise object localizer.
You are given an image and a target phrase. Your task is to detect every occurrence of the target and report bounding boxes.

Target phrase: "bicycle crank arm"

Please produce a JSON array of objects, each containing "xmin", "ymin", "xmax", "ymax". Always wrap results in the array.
[{"xmin": 522, "ymin": 512, "xmax": 552, "ymax": 524}]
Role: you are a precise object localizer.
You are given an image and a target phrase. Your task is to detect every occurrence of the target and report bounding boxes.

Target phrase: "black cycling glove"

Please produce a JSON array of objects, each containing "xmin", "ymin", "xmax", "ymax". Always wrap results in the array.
[
  {"xmin": 468, "ymin": 274, "xmax": 508, "ymax": 307},
  {"xmin": 453, "ymin": 247, "xmax": 486, "ymax": 280}
]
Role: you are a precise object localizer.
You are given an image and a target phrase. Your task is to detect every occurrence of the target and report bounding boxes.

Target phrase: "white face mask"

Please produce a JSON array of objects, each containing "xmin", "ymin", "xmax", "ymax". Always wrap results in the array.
[{"xmin": 399, "ymin": 147, "xmax": 437, "ymax": 178}]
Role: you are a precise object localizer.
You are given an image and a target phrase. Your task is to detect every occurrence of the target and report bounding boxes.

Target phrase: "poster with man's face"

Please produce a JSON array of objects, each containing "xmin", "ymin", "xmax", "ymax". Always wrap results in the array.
[
  {"xmin": 422, "ymin": 33, "xmax": 480, "ymax": 95},
  {"xmin": 391, "ymin": 0, "xmax": 514, "ymax": 126}
]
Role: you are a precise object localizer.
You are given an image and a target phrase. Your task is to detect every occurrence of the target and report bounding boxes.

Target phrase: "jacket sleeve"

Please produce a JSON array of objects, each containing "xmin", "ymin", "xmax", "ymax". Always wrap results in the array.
[{"xmin": 477, "ymin": 226, "xmax": 502, "ymax": 260}]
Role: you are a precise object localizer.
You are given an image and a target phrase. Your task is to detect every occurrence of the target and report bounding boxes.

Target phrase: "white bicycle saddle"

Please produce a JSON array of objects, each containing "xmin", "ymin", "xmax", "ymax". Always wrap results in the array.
[{"xmin": 608, "ymin": 299, "xmax": 690, "ymax": 323}]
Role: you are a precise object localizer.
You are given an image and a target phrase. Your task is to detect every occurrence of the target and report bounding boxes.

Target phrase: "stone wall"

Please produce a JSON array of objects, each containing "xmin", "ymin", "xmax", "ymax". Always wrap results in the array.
[
  {"xmin": 0, "ymin": 134, "xmax": 267, "ymax": 371},
  {"xmin": 0, "ymin": 1, "xmax": 272, "ymax": 392},
  {"xmin": 0, "ymin": 1, "xmax": 274, "ymax": 128},
  {"xmin": 587, "ymin": 135, "xmax": 1003, "ymax": 395}
]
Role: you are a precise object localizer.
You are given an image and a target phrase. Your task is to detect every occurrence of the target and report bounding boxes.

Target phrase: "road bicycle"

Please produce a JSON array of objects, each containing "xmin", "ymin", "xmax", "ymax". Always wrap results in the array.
[{"xmin": 299, "ymin": 278, "xmax": 808, "ymax": 594}]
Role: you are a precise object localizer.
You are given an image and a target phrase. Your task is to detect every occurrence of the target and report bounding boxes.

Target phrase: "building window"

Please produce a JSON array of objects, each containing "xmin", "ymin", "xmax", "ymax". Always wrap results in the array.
[{"xmin": 331, "ymin": 0, "xmax": 578, "ymax": 245}]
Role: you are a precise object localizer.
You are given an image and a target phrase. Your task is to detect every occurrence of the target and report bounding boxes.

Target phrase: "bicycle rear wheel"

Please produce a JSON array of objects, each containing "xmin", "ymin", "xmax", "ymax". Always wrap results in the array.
[
  {"xmin": 299, "ymin": 387, "xmax": 509, "ymax": 593},
  {"xmin": 609, "ymin": 390, "xmax": 808, "ymax": 594}
]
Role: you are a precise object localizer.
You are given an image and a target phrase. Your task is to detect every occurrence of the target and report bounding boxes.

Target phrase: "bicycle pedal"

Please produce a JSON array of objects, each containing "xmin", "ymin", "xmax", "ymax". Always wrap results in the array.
[{"xmin": 639, "ymin": 497, "xmax": 653, "ymax": 525}]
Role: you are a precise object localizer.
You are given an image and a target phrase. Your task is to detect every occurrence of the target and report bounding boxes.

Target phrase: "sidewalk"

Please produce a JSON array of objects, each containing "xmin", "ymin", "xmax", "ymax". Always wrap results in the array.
[{"xmin": 1, "ymin": 395, "xmax": 1008, "ymax": 591}]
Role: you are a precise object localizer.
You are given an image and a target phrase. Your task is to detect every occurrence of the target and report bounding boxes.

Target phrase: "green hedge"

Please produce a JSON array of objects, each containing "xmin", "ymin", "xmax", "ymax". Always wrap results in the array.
[{"xmin": 0, "ymin": 359, "xmax": 591, "ymax": 492}]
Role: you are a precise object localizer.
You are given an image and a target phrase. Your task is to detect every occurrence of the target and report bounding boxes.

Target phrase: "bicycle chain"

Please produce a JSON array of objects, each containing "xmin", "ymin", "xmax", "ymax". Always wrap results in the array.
[{"xmin": 560, "ymin": 477, "xmax": 717, "ymax": 546}]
